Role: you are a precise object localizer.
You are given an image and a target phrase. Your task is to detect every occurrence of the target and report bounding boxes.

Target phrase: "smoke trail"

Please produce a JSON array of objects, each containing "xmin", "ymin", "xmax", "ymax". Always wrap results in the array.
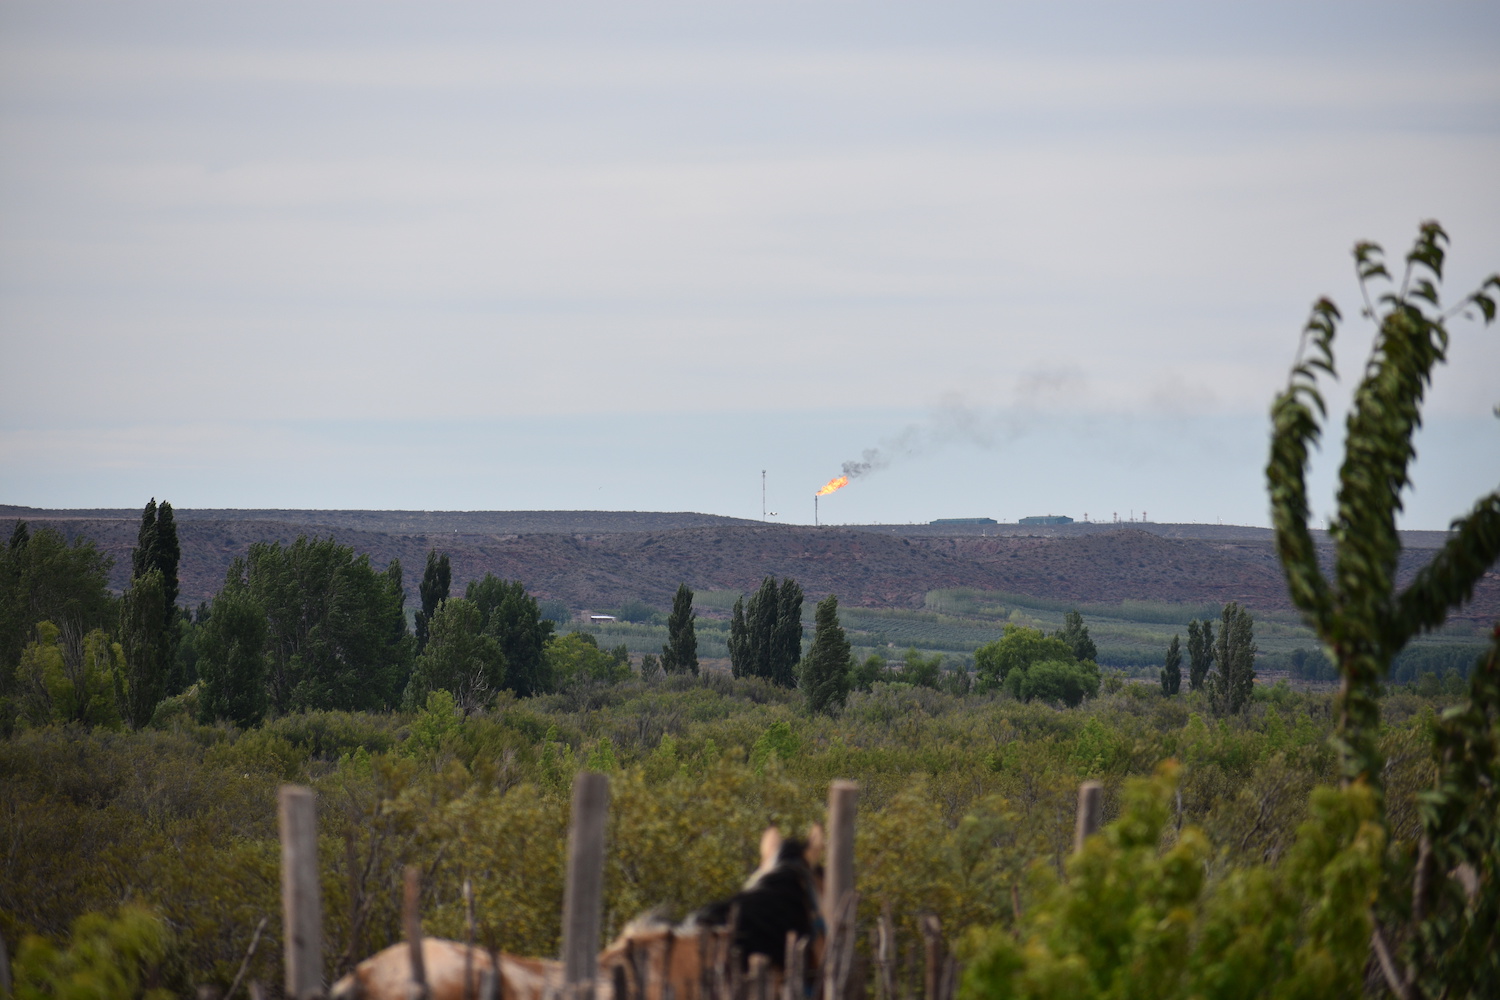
[{"xmin": 839, "ymin": 369, "xmax": 1081, "ymax": 481}]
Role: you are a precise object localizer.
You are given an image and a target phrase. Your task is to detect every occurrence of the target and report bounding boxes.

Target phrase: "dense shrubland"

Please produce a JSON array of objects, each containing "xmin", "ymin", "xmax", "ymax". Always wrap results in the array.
[{"xmin": 3, "ymin": 670, "xmax": 1388, "ymax": 994}]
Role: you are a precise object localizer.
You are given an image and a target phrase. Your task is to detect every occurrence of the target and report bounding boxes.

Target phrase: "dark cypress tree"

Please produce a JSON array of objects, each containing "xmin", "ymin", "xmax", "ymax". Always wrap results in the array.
[
  {"xmin": 803, "ymin": 594, "xmax": 852, "ymax": 715},
  {"xmin": 729, "ymin": 596, "xmax": 749, "ymax": 678},
  {"xmin": 118, "ymin": 568, "xmax": 168, "ymax": 728},
  {"xmin": 132, "ymin": 499, "xmax": 158, "ymax": 581},
  {"xmin": 1208, "ymin": 602, "xmax": 1257, "ymax": 717},
  {"xmin": 1160, "ymin": 633, "xmax": 1182, "ymax": 695},
  {"xmin": 384, "ymin": 559, "xmax": 407, "ymax": 634},
  {"xmin": 1187, "ymin": 619, "xmax": 1215, "ymax": 692},
  {"xmin": 9, "ymin": 520, "xmax": 29, "ymax": 552},
  {"xmin": 726, "ymin": 576, "xmax": 805, "ymax": 686},
  {"xmin": 747, "ymin": 577, "xmax": 780, "ymax": 680},
  {"xmin": 153, "ymin": 501, "xmax": 180, "ymax": 612},
  {"xmin": 1053, "ymin": 609, "xmax": 1097, "ymax": 662},
  {"xmin": 465, "ymin": 574, "xmax": 554, "ymax": 697},
  {"xmin": 415, "ymin": 550, "xmax": 451, "ymax": 652},
  {"xmin": 124, "ymin": 497, "xmax": 184, "ymax": 711},
  {"xmin": 772, "ymin": 578, "xmax": 805, "ymax": 686},
  {"xmin": 661, "ymin": 582, "xmax": 699, "ymax": 675}
]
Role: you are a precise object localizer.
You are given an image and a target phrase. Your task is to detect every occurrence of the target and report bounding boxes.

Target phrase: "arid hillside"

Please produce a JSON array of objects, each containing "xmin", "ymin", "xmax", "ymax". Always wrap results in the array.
[{"xmin": 5, "ymin": 506, "xmax": 1495, "ymax": 622}]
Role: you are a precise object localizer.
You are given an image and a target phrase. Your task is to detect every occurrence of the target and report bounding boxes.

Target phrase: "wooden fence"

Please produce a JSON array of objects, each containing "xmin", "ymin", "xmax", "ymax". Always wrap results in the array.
[{"xmin": 209, "ymin": 775, "xmax": 1107, "ymax": 1000}]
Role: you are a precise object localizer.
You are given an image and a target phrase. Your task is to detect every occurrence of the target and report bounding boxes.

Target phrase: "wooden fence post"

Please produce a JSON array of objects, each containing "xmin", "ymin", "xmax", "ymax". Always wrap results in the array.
[
  {"xmin": 278, "ymin": 785, "xmax": 323, "ymax": 1000},
  {"xmin": 561, "ymin": 771, "xmax": 611, "ymax": 993},
  {"xmin": 1074, "ymin": 781, "xmax": 1102, "ymax": 853},
  {"xmin": 404, "ymin": 866, "xmax": 427, "ymax": 997},
  {"xmin": 823, "ymin": 780, "xmax": 858, "ymax": 932},
  {"xmin": 823, "ymin": 780, "xmax": 858, "ymax": 1000}
]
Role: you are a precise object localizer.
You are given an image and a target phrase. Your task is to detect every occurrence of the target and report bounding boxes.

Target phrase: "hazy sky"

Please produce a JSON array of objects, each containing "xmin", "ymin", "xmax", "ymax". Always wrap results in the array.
[{"xmin": 2, "ymin": 1, "xmax": 1497, "ymax": 527}]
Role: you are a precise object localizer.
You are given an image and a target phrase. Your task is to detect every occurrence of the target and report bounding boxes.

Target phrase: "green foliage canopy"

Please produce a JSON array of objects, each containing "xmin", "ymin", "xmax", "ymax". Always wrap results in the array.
[
  {"xmin": 803, "ymin": 594, "xmax": 852, "ymax": 715},
  {"xmin": 1053, "ymin": 609, "xmax": 1097, "ymax": 663},
  {"xmin": 1207, "ymin": 602, "xmax": 1256, "ymax": 717},
  {"xmin": 1186, "ymin": 618, "xmax": 1214, "ymax": 693},
  {"xmin": 661, "ymin": 583, "xmax": 699, "ymax": 675},
  {"xmin": 466, "ymin": 575, "xmax": 555, "ymax": 698},
  {"xmin": 409, "ymin": 598, "xmax": 507, "ymax": 714},
  {"xmin": 545, "ymin": 631, "xmax": 631, "ymax": 688},
  {"xmin": 0, "ymin": 524, "xmax": 116, "ymax": 729},
  {"xmin": 415, "ymin": 550, "xmax": 451, "ymax": 653},
  {"xmin": 974, "ymin": 624, "xmax": 1078, "ymax": 692},
  {"xmin": 728, "ymin": 576, "xmax": 803, "ymax": 686},
  {"xmin": 13, "ymin": 622, "xmax": 124, "ymax": 729},
  {"xmin": 209, "ymin": 537, "xmax": 414, "ymax": 714},
  {"xmin": 1160, "ymin": 634, "xmax": 1182, "ymax": 696},
  {"xmin": 194, "ymin": 583, "xmax": 269, "ymax": 727}
]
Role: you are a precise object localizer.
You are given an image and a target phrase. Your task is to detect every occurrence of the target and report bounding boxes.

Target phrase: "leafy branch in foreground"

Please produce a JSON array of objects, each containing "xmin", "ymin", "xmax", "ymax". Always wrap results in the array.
[
  {"xmin": 1267, "ymin": 220, "xmax": 1500, "ymax": 791},
  {"xmin": 1267, "ymin": 221, "xmax": 1500, "ymax": 997}
]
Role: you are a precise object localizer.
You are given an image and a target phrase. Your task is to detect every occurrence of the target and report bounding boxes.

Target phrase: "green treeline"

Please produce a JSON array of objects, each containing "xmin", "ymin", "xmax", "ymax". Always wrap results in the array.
[{"xmin": 728, "ymin": 576, "xmax": 804, "ymax": 684}]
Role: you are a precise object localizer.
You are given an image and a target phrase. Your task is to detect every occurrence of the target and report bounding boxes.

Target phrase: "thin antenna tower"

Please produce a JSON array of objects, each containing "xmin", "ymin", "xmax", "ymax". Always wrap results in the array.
[{"xmin": 762, "ymin": 470, "xmax": 766, "ymax": 521}]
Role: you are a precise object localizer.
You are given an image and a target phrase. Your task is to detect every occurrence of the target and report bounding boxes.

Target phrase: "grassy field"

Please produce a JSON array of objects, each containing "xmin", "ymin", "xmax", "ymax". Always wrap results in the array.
[{"xmin": 576, "ymin": 587, "xmax": 1488, "ymax": 680}]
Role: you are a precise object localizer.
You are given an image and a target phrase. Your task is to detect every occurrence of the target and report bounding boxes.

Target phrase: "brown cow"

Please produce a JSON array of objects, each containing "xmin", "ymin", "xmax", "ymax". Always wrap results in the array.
[
  {"xmin": 327, "ymin": 939, "xmax": 562, "ymax": 1000},
  {"xmin": 331, "ymin": 826, "xmax": 822, "ymax": 1000}
]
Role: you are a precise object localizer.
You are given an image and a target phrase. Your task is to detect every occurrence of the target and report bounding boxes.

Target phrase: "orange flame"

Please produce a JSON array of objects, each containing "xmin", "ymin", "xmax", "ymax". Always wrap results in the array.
[{"xmin": 815, "ymin": 475, "xmax": 849, "ymax": 496}]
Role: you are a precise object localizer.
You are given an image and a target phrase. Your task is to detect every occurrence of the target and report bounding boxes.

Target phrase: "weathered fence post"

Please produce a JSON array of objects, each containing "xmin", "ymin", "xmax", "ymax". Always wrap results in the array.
[
  {"xmin": 1073, "ymin": 781, "xmax": 1103, "ymax": 853},
  {"xmin": 278, "ymin": 785, "xmax": 323, "ymax": 1000},
  {"xmin": 404, "ymin": 866, "xmax": 427, "ymax": 998},
  {"xmin": 824, "ymin": 781, "xmax": 858, "ymax": 932},
  {"xmin": 783, "ymin": 932, "xmax": 807, "ymax": 1000},
  {"xmin": 561, "ymin": 771, "xmax": 611, "ymax": 995},
  {"xmin": 463, "ymin": 879, "xmax": 476, "ymax": 1000},
  {"xmin": 748, "ymin": 954, "xmax": 771, "ymax": 1000},
  {"xmin": 822, "ymin": 780, "xmax": 859, "ymax": 1000}
]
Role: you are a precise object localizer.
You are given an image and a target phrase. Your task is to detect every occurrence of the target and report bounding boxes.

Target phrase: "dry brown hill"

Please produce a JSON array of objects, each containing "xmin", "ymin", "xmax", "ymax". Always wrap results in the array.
[{"xmin": 4, "ymin": 507, "xmax": 1494, "ymax": 622}]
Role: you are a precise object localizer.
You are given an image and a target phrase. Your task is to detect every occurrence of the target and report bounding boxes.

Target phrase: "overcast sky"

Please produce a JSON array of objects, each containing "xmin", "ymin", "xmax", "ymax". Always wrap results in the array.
[{"xmin": 2, "ymin": 1, "xmax": 1496, "ymax": 528}]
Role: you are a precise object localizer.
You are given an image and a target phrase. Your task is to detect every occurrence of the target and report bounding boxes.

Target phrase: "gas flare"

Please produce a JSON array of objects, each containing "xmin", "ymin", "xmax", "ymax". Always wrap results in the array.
[{"xmin": 815, "ymin": 475, "xmax": 849, "ymax": 496}]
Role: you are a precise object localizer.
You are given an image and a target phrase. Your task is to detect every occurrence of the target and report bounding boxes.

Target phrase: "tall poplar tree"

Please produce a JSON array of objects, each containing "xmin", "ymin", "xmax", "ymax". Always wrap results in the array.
[
  {"xmin": 729, "ymin": 596, "xmax": 749, "ymax": 678},
  {"xmin": 415, "ymin": 550, "xmax": 451, "ymax": 652},
  {"xmin": 118, "ymin": 497, "xmax": 182, "ymax": 726},
  {"xmin": 749, "ymin": 577, "xmax": 779, "ymax": 680},
  {"xmin": 131, "ymin": 499, "xmax": 157, "ymax": 582},
  {"xmin": 131, "ymin": 498, "xmax": 180, "ymax": 613},
  {"xmin": 803, "ymin": 594, "xmax": 851, "ymax": 715},
  {"xmin": 1160, "ymin": 634, "xmax": 1182, "ymax": 695},
  {"xmin": 772, "ymin": 578, "xmax": 805, "ymax": 686},
  {"xmin": 117, "ymin": 569, "xmax": 167, "ymax": 728},
  {"xmin": 728, "ymin": 576, "xmax": 804, "ymax": 686},
  {"xmin": 1208, "ymin": 602, "xmax": 1257, "ymax": 716},
  {"xmin": 661, "ymin": 583, "xmax": 699, "ymax": 675},
  {"xmin": 1186, "ymin": 618, "xmax": 1215, "ymax": 692}
]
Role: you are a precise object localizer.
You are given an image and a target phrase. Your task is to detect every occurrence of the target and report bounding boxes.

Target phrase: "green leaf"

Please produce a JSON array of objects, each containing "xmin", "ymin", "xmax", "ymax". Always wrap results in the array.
[{"xmin": 1473, "ymin": 292, "xmax": 1496, "ymax": 324}]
